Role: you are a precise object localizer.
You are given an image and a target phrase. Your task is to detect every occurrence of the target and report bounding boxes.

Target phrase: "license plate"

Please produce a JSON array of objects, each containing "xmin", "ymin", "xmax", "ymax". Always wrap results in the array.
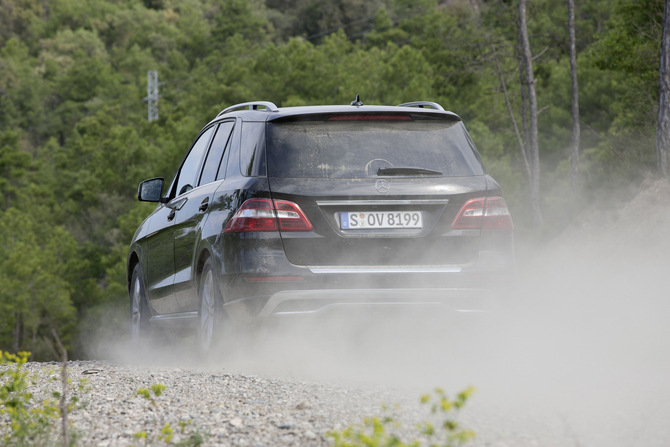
[{"xmin": 340, "ymin": 211, "xmax": 423, "ymax": 229}]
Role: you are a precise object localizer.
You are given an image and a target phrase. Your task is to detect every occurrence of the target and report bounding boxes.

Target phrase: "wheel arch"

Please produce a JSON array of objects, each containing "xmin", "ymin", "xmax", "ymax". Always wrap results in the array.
[
  {"xmin": 127, "ymin": 251, "xmax": 140, "ymax": 293},
  {"xmin": 196, "ymin": 248, "xmax": 212, "ymax": 290}
]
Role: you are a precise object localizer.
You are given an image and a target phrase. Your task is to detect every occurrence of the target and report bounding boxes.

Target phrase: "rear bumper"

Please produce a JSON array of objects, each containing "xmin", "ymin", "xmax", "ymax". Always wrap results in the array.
[
  {"xmin": 213, "ymin": 231, "xmax": 515, "ymax": 321},
  {"xmin": 258, "ymin": 287, "xmax": 500, "ymax": 317}
]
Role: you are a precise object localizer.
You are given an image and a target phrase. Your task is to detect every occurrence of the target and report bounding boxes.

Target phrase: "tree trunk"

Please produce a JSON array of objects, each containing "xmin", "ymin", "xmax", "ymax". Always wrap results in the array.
[
  {"xmin": 12, "ymin": 313, "xmax": 20, "ymax": 352},
  {"xmin": 568, "ymin": 0, "xmax": 580, "ymax": 188},
  {"xmin": 493, "ymin": 45, "xmax": 532, "ymax": 180},
  {"xmin": 516, "ymin": 16, "xmax": 530, "ymax": 160},
  {"xmin": 518, "ymin": 0, "xmax": 543, "ymax": 229},
  {"xmin": 658, "ymin": 0, "xmax": 670, "ymax": 176},
  {"xmin": 56, "ymin": 332, "xmax": 69, "ymax": 447}
]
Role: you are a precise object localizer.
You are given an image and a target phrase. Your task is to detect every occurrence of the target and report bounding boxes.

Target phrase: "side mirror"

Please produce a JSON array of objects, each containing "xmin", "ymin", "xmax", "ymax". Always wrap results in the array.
[{"xmin": 138, "ymin": 178, "xmax": 165, "ymax": 202}]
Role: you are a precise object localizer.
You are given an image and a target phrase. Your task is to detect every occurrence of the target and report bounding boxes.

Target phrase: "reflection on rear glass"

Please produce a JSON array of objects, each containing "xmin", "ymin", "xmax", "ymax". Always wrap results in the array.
[{"xmin": 266, "ymin": 119, "xmax": 484, "ymax": 179}]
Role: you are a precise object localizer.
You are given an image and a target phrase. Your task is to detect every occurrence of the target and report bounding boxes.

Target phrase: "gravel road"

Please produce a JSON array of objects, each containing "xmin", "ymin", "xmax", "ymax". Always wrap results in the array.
[
  {"xmin": 5, "ymin": 303, "xmax": 670, "ymax": 447},
  {"xmin": 9, "ymin": 314, "xmax": 670, "ymax": 447},
  {"xmin": 9, "ymin": 359, "xmax": 435, "ymax": 447}
]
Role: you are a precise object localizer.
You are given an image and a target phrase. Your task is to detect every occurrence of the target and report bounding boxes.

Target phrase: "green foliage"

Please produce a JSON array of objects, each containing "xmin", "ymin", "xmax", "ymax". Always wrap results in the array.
[
  {"xmin": 0, "ymin": 351, "xmax": 59, "ymax": 445},
  {"xmin": 137, "ymin": 388, "xmax": 152, "ymax": 400},
  {"xmin": 158, "ymin": 423, "xmax": 173, "ymax": 443},
  {"xmin": 267, "ymin": 0, "xmax": 391, "ymax": 42},
  {"xmin": 151, "ymin": 383, "xmax": 166, "ymax": 397},
  {"xmin": 132, "ymin": 420, "xmax": 206, "ymax": 446},
  {"xmin": 590, "ymin": 0, "xmax": 663, "ymax": 130},
  {"xmin": 211, "ymin": 0, "xmax": 272, "ymax": 45},
  {"xmin": 137, "ymin": 383, "xmax": 166, "ymax": 406},
  {"xmin": 329, "ymin": 387, "xmax": 475, "ymax": 447},
  {"xmin": 0, "ymin": 209, "xmax": 78, "ymax": 356}
]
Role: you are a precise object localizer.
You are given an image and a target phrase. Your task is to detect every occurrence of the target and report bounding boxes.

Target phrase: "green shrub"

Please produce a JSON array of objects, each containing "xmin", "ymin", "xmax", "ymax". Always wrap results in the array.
[
  {"xmin": 0, "ymin": 351, "xmax": 59, "ymax": 446},
  {"xmin": 329, "ymin": 387, "xmax": 475, "ymax": 447}
]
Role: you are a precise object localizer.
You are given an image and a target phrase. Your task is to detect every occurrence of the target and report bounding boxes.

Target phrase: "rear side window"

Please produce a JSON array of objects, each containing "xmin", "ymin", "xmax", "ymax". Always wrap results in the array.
[
  {"xmin": 240, "ymin": 121, "xmax": 266, "ymax": 177},
  {"xmin": 266, "ymin": 116, "xmax": 485, "ymax": 178},
  {"xmin": 175, "ymin": 125, "xmax": 215, "ymax": 196},
  {"xmin": 199, "ymin": 121, "xmax": 234, "ymax": 186}
]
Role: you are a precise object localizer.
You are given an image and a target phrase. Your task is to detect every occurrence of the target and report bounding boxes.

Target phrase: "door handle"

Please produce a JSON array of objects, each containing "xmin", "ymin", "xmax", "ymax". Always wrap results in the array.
[
  {"xmin": 167, "ymin": 209, "xmax": 176, "ymax": 221},
  {"xmin": 199, "ymin": 198, "xmax": 209, "ymax": 212}
]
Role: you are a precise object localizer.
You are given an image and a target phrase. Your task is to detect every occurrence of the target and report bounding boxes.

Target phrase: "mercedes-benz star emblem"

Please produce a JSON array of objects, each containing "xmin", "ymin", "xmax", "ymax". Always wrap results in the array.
[{"xmin": 375, "ymin": 179, "xmax": 390, "ymax": 194}]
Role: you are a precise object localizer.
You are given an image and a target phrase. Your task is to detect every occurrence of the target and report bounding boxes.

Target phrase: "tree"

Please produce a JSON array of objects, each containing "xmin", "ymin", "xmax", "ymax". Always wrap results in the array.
[
  {"xmin": 518, "ymin": 0, "xmax": 543, "ymax": 229},
  {"xmin": 568, "ymin": 0, "xmax": 580, "ymax": 187},
  {"xmin": 0, "ymin": 130, "xmax": 31, "ymax": 210},
  {"xmin": 591, "ymin": 0, "xmax": 664, "ymax": 131},
  {"xmin": 658, "ymin": 0, "xmax": 670, "ymax": 175},
  {"xmin": 492, "ymin": 44, "xmax": 531, "ymax": 180},
  {"xmin": 0, "ymin": 209, "xmax": 77, "ymax": 356}
]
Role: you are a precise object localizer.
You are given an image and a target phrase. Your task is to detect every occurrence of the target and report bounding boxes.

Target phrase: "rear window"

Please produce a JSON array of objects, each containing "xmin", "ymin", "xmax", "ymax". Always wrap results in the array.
[{"xmin": 266, "ymin": 115, "xmax": 485, "ymax": 179}]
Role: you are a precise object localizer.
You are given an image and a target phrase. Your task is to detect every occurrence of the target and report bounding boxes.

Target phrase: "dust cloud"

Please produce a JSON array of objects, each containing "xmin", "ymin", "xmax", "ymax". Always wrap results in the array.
[{"xmin": 85, "ymin": 179, "xmax": 670, "ymax": 446}]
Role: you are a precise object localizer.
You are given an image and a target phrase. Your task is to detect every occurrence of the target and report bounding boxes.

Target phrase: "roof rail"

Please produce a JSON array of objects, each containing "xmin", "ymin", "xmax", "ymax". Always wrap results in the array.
[
  {"xmin": 217, "ymin": 101, "xmax": 279, "ymax": 117},
  {"xmin": 397, "ymin": 101, "xmax": 445, "ymax": 111}
]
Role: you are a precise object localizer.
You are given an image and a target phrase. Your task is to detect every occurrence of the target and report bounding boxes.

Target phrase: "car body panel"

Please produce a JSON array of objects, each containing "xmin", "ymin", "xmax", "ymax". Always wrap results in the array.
[
  {"xmin": 142, "ymin": 204, "xmax": 180, "ymax": 314},
  {"xmin": 173, "ymin": 180, "xmax": 222, "ymax": 311}
]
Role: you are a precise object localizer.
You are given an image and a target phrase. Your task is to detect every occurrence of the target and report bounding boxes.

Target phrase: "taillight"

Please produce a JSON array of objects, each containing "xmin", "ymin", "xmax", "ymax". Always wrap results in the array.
[
  {"xmin": 452, "ymin": 198, "xmax": 484, "ymax": 229},
  {"xmin": 481, "ymin": 197, "xmax": 514, "ymax": 230},
  {"xmin": 273, "ymin": 200, "xmax": 313, "ymax": 231},
  {"xmin": 452, "ymin": 197, "xmax": 513, "ymax": 231},
  {"xmin": 223, "ymin": 199, "xmax": 277, "ymax": 232},
  {"xmin": 223, "ymin": 199, "xmax": 313, "ymax": 233}
]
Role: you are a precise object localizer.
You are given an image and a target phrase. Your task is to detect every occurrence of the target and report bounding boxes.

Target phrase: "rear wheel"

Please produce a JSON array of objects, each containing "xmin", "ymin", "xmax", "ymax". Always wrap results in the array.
[
  {"xmin": 129, "ymin": 263, "xmax": 152, "ymax": 343},
  {"xmin": 197, "ymin": 258, "xmax": 223, "ymax": 355}
]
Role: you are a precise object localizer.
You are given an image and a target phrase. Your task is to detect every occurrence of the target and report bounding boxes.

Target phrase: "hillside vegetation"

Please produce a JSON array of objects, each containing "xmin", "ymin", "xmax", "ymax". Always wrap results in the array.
[{"xmin": 0, "ymin": 0, "xmax": 663, "ymax": 357}]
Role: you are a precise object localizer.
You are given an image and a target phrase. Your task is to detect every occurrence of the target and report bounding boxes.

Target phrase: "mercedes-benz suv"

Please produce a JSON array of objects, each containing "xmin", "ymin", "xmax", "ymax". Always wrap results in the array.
[{"xmin": 128, "ymin": 99, "xmax": 516, "ymax": 354}]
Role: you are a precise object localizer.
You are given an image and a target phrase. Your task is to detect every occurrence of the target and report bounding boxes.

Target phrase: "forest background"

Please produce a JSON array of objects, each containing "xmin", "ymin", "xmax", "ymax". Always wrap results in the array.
[{"xmin": 0, "ymin": 0, "xmax": 662, "ymax": 358}]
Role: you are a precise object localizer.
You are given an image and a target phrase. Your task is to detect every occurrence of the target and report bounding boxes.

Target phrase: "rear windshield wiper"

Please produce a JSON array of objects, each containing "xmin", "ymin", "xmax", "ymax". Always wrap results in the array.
[{"xmin": 377, "ymin": 167, "xmax": 443, "ymax": 176}]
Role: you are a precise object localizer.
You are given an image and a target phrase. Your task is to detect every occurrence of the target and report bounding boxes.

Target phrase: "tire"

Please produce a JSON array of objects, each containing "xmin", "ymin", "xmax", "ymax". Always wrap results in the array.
[
  {"xmin": 129, "ymin": 263, "xmax": 153, "ymax": 344},
  {"xmin": 197, "ymin": 258, "xmax": 224, "ymax": 356}
]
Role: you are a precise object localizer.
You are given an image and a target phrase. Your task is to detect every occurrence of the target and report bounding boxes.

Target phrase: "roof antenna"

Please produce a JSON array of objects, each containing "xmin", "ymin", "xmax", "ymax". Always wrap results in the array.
[{"xmin": 350, "ymin": 94, "xmax": 363, "ymax": 106}]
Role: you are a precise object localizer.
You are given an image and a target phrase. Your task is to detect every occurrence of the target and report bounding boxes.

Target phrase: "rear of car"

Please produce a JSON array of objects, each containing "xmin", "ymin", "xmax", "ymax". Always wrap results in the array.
[{"xmin": 218, "ymin": 106, "xmax": 515, "ymax": 319}]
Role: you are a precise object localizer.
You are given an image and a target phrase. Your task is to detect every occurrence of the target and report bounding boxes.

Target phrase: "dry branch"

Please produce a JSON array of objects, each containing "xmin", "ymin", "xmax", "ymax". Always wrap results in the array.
[{"xmin": 492, "ymin": 44, "xmax": 531, "ymax": 180}]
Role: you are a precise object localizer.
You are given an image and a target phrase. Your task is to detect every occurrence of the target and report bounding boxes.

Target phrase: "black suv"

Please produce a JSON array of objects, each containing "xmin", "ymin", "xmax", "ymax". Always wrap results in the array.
[{"xmin": 128, "ymin": 99, "xmax": 515, "ymax": 353}]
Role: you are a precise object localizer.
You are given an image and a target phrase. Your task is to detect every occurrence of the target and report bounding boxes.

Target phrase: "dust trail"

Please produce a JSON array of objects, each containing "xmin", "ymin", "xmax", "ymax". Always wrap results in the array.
[{"xmin": 85, "ymin": 180, "xmax": 670, "ymax": 446}]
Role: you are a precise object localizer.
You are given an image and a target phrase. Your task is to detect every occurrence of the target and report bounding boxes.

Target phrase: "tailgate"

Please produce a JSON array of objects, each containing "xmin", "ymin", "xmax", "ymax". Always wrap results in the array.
[{"xmin": 269, "ymin": 176, "xmax": 488, "ymax": 266}]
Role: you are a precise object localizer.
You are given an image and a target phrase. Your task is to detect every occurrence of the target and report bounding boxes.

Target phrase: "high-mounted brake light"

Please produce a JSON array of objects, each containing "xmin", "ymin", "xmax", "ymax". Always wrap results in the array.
[
  {"xmin": 223, "ymin": 199, "xmax": 313, "ymax": 233},
  {"xmin": 327, "ymin": 115, "xmax": 412, "ymax": 121},
  {"xmin": 452, "ymin": 197, "xmax": 514, "ymax": 231}
]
